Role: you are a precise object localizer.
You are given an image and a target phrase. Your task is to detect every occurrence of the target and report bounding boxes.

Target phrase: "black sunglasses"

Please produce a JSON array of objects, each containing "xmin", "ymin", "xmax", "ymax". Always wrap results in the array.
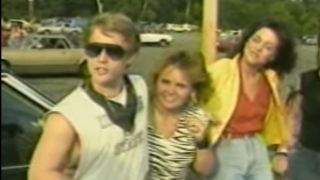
[{"xmin": 84, "ymin": 43, "xmax": 127, "ymax": 60}]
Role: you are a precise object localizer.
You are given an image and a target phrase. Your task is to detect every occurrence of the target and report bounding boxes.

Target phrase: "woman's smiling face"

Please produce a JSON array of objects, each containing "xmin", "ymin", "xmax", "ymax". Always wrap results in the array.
[{"xmin": 155, "ymin": 65, "xmax": 194, "ymax": 112}]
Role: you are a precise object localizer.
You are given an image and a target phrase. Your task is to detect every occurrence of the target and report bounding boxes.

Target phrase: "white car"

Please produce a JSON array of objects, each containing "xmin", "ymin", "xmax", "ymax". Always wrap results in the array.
[
  {"xmin": 303, "ymin": 35, "xmax": 318, "ymax": 46},
  {"xmin": 7, "ymin": 19, "xmax": 36, "ymax": 32},
  {"xmin": 36, "ymin": 24, "xmax": 82, "ymax": 35},
  {"xmin": 140, "ymin": 33, "xmax": 173, "ymax": 47},
  {"xmin": 166, "ymin": 24, "xmax": 196, "ymax": 32},
  {"xmin": 2, "ymin": 34, "xmax": 84, "ymax": 75}
]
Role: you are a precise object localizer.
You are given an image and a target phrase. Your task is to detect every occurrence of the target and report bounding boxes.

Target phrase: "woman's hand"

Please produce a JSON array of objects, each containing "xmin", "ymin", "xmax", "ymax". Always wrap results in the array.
[
  {"xmin": 272, "ymin": 154, "xmax": 289, "ymax": 175},
  {"xmin": 187, "ymin": 119, "xmax": 207, "ymax": 143}
]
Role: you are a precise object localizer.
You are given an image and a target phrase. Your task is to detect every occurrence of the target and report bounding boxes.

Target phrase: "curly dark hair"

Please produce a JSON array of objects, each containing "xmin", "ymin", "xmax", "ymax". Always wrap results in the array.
[{"xmin": 233, "ymin": 20, "xmax": 297, "ymax": 76}]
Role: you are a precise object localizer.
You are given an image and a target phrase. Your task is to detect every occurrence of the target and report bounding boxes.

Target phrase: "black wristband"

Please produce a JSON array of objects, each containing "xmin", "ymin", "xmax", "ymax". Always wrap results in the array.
[
  {"xmin": 275, "ymin": 151, "xmax": 289, "ymax": 157},
  {"xmin": 195, "ymin": 138, "xmax": 209, "ymax": 149}
]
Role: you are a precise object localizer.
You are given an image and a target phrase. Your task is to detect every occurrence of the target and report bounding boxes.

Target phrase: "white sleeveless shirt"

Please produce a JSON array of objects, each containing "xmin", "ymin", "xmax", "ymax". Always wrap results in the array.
[{"xmin": 51, "ymin": 75, "xmax": 149, "ymax": 180}]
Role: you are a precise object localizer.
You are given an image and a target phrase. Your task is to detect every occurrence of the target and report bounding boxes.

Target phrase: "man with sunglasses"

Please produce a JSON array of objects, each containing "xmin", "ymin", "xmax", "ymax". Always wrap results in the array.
[
  {"xmin": 286, "ymin": 33, "xmax": 320, "ymax": 180},
  {"xmin": 29, "ymin": 13, "xmax": 149, "ymax": 180}
]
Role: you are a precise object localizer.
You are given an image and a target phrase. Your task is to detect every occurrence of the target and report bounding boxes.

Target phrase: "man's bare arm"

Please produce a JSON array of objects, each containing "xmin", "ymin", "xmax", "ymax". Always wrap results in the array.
[{"xmin": 28, "ymin": 113, "xmax": 78, "ymax": 180}]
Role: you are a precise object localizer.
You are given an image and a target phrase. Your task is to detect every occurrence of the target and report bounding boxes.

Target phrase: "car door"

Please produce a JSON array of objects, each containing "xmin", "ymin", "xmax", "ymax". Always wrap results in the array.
[
  {"xmin": 31, "ymin": 37, "xmax": 83, "ymax": 74},
  {"xmin": 1, "ymin": 80, "xmax": 49, "ymax": 180},
  {"xmin": 140, "ymin": 33, "xmax": 162, "ymax": 43},
  {"xmin": 3, "ymin": 36, "xmax": 83, "ymax": 75}
]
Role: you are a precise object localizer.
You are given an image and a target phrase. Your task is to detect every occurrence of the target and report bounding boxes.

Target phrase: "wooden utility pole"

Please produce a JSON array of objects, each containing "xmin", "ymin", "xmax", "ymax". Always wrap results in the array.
[
  {"xmin": 202, "ymin": 0, "xmax": 218, "ymax": 66},
  {"xmin": 138, "ymin": 0, "xmax": 149, "ymax": 21},
  {"xmin": 185, "ymin": 0, "xmax": 192, "ymax": 23},
  {"xmin": 28, "ymin": 0, "xmax": 34, "ymax": 21},
  {"xmin": 96, "ymin": 0, "xmax": 104, "ymax": 14}
]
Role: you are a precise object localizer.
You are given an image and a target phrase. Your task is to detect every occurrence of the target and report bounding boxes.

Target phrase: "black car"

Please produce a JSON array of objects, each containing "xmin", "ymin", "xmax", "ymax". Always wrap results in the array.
[{"xmin": 1, "ymin": 63, "xmax": 53, "ymax": 179}]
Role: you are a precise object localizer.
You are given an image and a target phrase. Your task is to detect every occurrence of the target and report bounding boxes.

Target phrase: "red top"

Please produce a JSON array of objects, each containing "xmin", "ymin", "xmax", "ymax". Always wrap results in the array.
[{"xmin": 223, "ymin": 75, "xmax": 271, "ymax": 136}]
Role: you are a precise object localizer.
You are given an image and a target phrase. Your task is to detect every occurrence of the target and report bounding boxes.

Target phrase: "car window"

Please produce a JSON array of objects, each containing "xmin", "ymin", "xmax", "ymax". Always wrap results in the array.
[
  {"xmin": 36, "ymin": 37, "xmax": 69, "ymax": 49},
  {"xmin": 39, "ymin": 38, "xmax": 57, "ymax": 49},
  {"xmin": 54, "ymin": 38, "xmax": 69, "ymax": 49},
  {"xmin": 13, "ymin": 37, "xmax": 32, "ymax": 49},
  {"xmin": 1, "ymin": 82, "xmax": 47, "ymax": 167}
]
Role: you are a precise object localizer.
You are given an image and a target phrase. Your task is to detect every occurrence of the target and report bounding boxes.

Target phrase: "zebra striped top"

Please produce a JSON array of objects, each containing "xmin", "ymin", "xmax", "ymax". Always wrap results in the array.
[{"xmin": 147, "ymin": 106, "xmax": 212, "ymax": 180}]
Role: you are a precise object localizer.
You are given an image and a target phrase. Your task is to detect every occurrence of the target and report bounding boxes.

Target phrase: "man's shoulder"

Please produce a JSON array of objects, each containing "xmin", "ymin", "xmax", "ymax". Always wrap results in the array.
[
  {"xmin": 127, "ymin": 74, "xmax": 145, "ymax": 82},
  {"xmin": 300, "ymin": 69, "xmax": 320, "ymax": 89},
  {"xmin": 301, "ymin": 69, "xmax": 319, "ymax": 79},
  {"xmin": 127, "ymin": 74, "xmax": 147, "ymax": 88},
  {"xmin": 54, "ymin": 87, "xmax": 88, "ymax": 108}
]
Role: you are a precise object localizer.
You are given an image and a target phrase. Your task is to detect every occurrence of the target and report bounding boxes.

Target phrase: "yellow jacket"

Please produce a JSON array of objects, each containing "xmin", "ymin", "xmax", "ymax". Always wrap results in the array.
[{"xmin": 202, "ymin": 57, "xmax": 290, "ymax": 147}]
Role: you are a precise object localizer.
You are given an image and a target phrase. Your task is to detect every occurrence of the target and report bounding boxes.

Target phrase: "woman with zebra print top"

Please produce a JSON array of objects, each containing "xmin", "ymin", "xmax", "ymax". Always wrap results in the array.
[{"xmin": 147, "ymin": 51, "xmax": 216, "ymax": 180}]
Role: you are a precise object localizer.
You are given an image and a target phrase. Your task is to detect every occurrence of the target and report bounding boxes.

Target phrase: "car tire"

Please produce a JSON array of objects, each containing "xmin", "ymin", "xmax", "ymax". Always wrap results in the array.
[{"xmin": 159, "ymin": 40, "xmax": 169, "ymax": 47}]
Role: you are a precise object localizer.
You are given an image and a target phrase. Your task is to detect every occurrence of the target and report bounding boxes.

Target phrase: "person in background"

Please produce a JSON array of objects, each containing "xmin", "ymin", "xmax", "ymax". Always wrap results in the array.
[
  {"xmin": 1, "ymin": 25, "xmax": 11, "ymax": 47},
  {"xmin": 288, "ymin": 32, "xmax": 320, "ymax": 180},
  {"xmin": 203, "ymin": 20, "xmax": 297, "ymax": 180},
  {"xmin": 28, "ymin": 12, "xmax": 149, "ymax": 180},
  {"xmin": 8, "ymin": 22, "xmax": 28, "ymax": 48},
  {"xmin": 148, "ymin": 50, "xmax": 216, "ymax": 180}
]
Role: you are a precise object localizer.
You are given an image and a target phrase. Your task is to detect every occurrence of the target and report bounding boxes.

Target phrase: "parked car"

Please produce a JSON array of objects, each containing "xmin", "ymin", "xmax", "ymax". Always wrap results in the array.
[
  {"xmin": 137, "ymin": 22, "xmax": 167, "ymax": 33},
  {"xmin": 140, "ymin": 33, "xmax": 173, "ymax": 47},
  {"xmin": 1, "ymin": 64, "xmax": 54, "ymax": 180},
  {"xmin": 36, "ymin": 24, "xmax": 82, "ymax": 35},
  {"xmin": 69, "ymin": 18, "xmax": 89, "ymax": 30},
  {"xmin": 2, "ymin": 34, "xmax": 85, "ymax": 75},
  {"xmin": 8, "ymin": 19, "xmax": 36, "ymax": 32},
  {"xmin": 217, "ymin": 35, "xmax": 241, "ymax": 52},
  {"xmin": 301, "ymin": 35, "xmax": 318, "ymax": 46},
  {"xmin": 166, "ymin": 23, "xmax": 193, "ymax": 32}
]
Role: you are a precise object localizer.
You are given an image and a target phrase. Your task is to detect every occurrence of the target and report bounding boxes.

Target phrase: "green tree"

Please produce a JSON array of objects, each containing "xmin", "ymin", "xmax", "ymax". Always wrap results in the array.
[
  {"xmin": 2, "ymin": 0, "xmax": 28, "ymax": 19},
  {"xmin": 1, "ymin": 0, "xmax": 318, "ymax": 35}
]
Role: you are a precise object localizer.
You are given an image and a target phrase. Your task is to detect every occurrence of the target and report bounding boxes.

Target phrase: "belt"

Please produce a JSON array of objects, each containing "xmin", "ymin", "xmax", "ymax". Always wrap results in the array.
[{"xmin": 220, "ymin": 132, "xmax": 257, "ymax": 139}]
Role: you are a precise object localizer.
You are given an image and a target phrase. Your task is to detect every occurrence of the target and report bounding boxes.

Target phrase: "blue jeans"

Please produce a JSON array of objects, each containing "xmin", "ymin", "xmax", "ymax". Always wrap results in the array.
[
  {"xmin": 289, "ymin": 143, "xmax": 320, "ymax": 180},
  {"xmin": 210, "ymin": 135, "xmax": 273, "ymax": 180}
]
